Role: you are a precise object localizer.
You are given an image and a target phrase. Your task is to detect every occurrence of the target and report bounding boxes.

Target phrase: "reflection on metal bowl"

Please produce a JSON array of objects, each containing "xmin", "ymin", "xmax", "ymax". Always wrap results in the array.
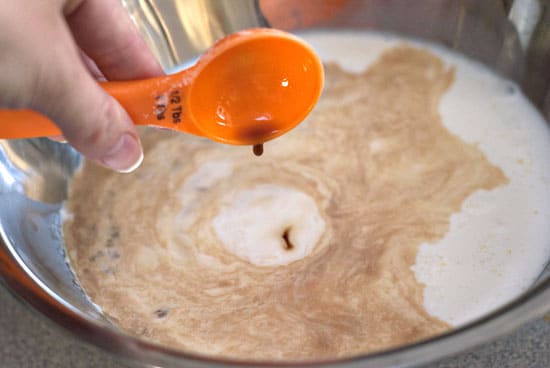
[{"xmin": 1, "ymin": 0, "xmax": 549, "ymax": 367}]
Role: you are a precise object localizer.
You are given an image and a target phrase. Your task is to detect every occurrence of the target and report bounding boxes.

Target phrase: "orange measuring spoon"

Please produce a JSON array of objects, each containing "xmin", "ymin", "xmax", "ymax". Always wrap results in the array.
[{"xmin": 0, "ymin": 28, "xmax": 323, "ymax": 145}]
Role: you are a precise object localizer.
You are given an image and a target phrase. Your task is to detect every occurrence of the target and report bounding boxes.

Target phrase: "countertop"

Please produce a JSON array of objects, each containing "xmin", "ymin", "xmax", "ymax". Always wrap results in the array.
[{"xmin": 0, "ymin": 286, "xmax": 548, "ymax": 368}]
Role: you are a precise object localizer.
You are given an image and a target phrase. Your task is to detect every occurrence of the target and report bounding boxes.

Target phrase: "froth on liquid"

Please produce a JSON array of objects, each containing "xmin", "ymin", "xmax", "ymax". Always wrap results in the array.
[{"xmin": 63, "ymin": 32, "xmax": 550, "ymax": 360}]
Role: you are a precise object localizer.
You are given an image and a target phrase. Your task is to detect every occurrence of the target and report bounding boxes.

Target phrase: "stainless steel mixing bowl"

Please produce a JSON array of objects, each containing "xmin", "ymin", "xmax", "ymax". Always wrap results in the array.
[{"xmin": 1, "ymin": 1, "xmax": 549, "ymax": 367}]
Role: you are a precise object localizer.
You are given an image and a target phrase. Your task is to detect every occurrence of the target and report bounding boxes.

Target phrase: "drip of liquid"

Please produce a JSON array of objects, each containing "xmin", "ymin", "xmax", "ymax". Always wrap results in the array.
[
  {"xmin": 253, "ymin": 143, "xmax": 264, "ymax": 156},
  {"xmin": 282, "ymin": 228, "xmax": 293, "ymax": 250}
]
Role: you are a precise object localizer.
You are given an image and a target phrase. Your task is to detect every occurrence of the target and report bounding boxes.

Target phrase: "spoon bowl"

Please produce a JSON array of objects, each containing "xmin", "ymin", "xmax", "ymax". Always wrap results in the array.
[{"xmin": 188, "ymin": 29, "xmax": 324, "ymax": 144}]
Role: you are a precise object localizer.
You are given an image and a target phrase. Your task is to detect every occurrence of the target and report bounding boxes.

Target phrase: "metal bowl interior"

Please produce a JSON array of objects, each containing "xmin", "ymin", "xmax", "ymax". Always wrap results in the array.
[{"xmin": 0, "ymin": 1, "xmax": 549, "ymax": 367}]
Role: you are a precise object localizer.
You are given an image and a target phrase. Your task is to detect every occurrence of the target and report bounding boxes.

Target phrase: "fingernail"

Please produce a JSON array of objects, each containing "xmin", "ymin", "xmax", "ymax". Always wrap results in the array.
[{"xmin": 99, "ymin": 133, "xmax": 143, "ymax": 173}]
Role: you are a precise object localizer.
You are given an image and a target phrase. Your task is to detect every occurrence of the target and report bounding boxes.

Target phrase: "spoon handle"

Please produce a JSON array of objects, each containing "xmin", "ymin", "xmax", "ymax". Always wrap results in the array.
[
  {"xmin": 0, "ymin": 110, "xmax": 61, "ymax": 139},
  {"xmin": 0, "ymin": 74, "xmax": 201, "ymax": 139}
]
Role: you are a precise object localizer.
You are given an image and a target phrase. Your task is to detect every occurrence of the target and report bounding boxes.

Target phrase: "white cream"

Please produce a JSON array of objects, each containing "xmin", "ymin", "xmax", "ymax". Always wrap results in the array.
[
  {"xmin": 302, "ymin": 31, "xmax": 550, "ymax": 327},
  {"xmin": 212, "ymin": 185, "xmax": 325, "ymax": 267}
]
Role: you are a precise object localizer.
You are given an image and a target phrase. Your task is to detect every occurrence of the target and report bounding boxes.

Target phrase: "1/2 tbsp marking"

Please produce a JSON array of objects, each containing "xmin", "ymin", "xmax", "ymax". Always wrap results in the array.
[{"xmin": 169, "ymin": 90, "xmax": 182, "ymax": 124}]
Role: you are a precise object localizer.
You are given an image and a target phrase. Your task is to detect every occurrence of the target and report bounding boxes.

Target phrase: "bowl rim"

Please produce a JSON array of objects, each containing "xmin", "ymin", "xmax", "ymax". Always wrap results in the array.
[{"xmin": 1, "ymin": 3, "xmax": 549, "ymax": 363}]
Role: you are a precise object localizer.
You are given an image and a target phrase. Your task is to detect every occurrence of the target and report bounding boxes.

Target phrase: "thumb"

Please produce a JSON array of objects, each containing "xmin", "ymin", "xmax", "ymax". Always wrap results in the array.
[{"xmin": 31, "ymin": 26, "xmax": 143, "ymax": 173}]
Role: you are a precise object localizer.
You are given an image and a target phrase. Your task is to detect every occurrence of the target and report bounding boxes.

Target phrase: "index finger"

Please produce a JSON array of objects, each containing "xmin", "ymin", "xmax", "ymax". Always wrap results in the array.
[{"xmin": 66, "ymin": 0, "xmax": 164, "ymax": 80}]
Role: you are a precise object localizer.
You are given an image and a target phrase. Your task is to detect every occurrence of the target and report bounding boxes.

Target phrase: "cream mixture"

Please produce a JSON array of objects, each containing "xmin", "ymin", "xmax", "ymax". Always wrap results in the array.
[{"xmin": 63, "ymin": 32, "xmax": 550, "ymax": 360}]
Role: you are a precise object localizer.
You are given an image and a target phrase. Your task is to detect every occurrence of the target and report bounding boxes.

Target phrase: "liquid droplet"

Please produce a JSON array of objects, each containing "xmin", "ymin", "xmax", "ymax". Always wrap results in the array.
[{"xmin": 253, "ymin": 143, "xmax": 264, "ymax": 156}]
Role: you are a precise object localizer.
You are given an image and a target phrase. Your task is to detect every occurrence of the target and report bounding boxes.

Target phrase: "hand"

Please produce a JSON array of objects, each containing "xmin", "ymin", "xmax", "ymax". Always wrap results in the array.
[{"xmin": 0, "ymin": 0, "xmax": 163, "ymax": 172}]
